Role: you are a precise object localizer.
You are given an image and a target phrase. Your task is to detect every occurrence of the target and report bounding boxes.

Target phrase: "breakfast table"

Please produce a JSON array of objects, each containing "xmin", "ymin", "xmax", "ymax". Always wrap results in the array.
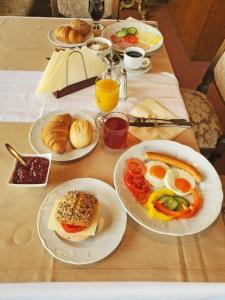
[{"xmin": 0, "ymin": 16, "xmax": 225, "ymax": 298}]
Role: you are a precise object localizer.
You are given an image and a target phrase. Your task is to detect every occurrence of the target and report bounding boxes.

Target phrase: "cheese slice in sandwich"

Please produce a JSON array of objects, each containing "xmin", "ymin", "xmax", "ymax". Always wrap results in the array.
[{"xmin": 48, "ymin": 191, "xmax": 100, "ymax": 241}]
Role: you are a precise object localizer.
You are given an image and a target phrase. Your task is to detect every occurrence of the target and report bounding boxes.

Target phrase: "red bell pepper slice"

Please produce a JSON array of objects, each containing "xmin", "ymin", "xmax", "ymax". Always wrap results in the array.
[{"xmin": 154, "ymin": 188, "xmax": 202, "ymax": 219}]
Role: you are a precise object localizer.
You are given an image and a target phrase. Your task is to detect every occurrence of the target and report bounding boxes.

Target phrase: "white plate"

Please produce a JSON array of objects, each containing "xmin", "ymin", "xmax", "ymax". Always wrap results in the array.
[
  {"xmin": 48, "ymin": 25, "xmax": 93, "ymax": 48},
  {"xmin": 114, "ymin": 140, "xmax": 223, "ymax": 236},
  {"xmin": 29, "ymin": 110, "xmax": 99, "ymax": 162},
  {"xmin": 37, "ymin": 178, "xmax": 127, "ymax": 265},
  {"xmin": 102, "ymin": 20, "xmax": 163, "ymax": 54}
]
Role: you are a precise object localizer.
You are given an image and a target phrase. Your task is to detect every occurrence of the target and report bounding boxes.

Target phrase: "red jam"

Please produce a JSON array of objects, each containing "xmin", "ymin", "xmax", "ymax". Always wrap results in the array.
[{"xmin": 12, "ymin": 157, "xmax": 50, "ymax": 184}]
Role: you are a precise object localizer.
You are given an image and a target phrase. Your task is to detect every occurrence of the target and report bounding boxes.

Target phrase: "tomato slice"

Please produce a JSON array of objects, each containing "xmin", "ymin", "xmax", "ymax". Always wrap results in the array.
[
  {"xmin": 124, "ymin": 171, "xmax": 151, "ymax": 205},
  {"xmin": 111, "ymin": 35, "xmax": 121, "ymax": 44},
  {"xmin": 124, "ymin": 173, "xmax": 148, "ymax": 194},
  {"xmin": 126, "ymin": 158, "xmax": 146, "ymax": 178},
  {"xmin": 123, "ymin": 35, "xmax": 138, "ymax": 43},
  {"xmin": 61, "ymin": 223, "xmax": 86, "ymax": 233},
  {"xmin": 135, "ymin": 191, "xmax": 150, "ymax": 205}
]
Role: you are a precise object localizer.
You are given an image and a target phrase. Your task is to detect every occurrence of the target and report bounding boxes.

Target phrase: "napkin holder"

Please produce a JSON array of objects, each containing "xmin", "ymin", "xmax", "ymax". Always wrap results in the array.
[{"xmin": 53, "ymin": 50, "xmax": 97, "ymax": 99}]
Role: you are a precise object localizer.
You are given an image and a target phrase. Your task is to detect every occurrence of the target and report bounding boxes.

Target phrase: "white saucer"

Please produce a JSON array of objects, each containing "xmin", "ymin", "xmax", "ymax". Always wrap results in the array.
[{"xmin": 122, "ymin": 58, "xmax": 152, "ymax": 76}]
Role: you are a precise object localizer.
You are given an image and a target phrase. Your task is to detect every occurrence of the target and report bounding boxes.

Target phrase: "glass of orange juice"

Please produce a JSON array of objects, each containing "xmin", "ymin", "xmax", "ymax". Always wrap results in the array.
[{"xmin": 95, "ymin": 77, "xmax": 120, "ymax": 114}]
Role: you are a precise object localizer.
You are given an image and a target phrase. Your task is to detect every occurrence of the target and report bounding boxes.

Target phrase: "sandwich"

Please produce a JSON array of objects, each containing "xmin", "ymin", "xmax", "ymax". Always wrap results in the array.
[{"xmin": 48, "ymin": 190, "xmax": 100, "ymax": 241}]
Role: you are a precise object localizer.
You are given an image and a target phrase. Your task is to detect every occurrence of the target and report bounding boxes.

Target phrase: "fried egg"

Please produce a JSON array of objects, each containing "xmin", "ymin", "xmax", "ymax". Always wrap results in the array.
[
  {"xmin": 144, "ymin": 161, "xmax": 170, "ymax": 187},
  {"xmin": 165, "ymin": 168, "xmax": 195, "ymax": 196}
]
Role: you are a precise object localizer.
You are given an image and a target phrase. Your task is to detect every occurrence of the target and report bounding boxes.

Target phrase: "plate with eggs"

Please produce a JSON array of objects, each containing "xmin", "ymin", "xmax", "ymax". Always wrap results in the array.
[{"xmin": 114, "ymin": 140, "xmax": 223, "ymax": 236}]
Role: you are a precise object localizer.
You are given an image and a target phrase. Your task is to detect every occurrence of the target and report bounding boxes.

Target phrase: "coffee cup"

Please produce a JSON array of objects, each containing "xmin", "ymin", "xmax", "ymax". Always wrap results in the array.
[{"xmin": 124, "ymin": 47, "xmax": 150, "ymax": 70}]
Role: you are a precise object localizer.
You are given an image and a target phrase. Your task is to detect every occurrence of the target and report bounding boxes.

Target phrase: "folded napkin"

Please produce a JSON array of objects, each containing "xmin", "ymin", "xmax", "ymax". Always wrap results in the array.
[
  {"xmin": 36, "ymin": 47, "xmax": 105, "ymax": 94},
  {"xmin": 129, "ymin": 98, "xmax": 185, "ymax": 141}
]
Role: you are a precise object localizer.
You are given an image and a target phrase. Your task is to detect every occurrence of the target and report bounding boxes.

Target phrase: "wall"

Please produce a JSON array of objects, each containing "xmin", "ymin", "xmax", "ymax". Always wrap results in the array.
[{"xmin": 168, "ymin": 0, "xmax": 225, "ymax": 60}]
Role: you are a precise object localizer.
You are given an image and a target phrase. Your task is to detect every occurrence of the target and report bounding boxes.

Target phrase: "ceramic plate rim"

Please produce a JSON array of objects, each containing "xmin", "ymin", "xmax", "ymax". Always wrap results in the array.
[
  {"xmin": 113, "ymin": 140, "xmax": 223, "ymax": 236},
  {"xmin": 29, "ymin": 110, "xmax": 99, "ymax": 162},
  {"xmin": 122, "ymin": 58, "xmax": 152, "ymax": 76},
  {"xmin": 37, "ymin": 178, "xmax": 127, "ymax": 265},
  {"xmin": 102, "ymin": 20, "xmax": 163, "ymax": 54}
]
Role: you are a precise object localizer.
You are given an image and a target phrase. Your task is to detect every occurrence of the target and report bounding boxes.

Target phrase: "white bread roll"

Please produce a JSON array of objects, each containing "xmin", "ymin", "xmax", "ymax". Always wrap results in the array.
[{"xmin": 70, "ymin": 119, "xmax": 93, "ymax": 148}]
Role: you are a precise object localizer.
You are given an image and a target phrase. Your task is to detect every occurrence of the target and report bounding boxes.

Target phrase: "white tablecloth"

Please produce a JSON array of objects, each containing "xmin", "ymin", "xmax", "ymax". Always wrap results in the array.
[
  {"xmin": 0, "ymin": 70, "xmax": 189, "ymax": 122},
  {"xmin": 1, "ymin": 282, "xmax": 225, "ymax": 300}
]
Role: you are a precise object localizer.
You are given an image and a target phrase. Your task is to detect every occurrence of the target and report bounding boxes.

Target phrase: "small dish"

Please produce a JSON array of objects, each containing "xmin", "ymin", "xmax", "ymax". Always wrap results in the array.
[
  {"xmin": 8, "ymin": 153, "xmax": 52, "ymax": 187},
  {"xmin": 85, "ymin": 37, "xmax": 112, "ymax": 58}
]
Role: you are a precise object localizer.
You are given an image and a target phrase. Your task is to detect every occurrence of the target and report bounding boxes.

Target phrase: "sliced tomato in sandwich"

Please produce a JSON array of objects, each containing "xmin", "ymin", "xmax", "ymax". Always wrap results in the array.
[{"xmin": 61, "ymin": 223, "xmax": 87, "ymax": 233}]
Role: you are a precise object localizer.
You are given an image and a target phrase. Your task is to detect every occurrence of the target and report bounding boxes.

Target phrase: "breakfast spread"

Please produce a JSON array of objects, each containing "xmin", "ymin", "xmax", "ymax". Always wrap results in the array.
[
  {"xmin": 41, "ymin": 113, "xmax": 93, "ymax": 154},
  {"xmin": 41, "ymin": 113, "xmax": 72, "ymax": 154},
  {"xmin": 123, "ymin": 153, "xmax": 203, "ymax": 221},
  {"xmin": 12, "ymin": 157, "xmax": 50, "ymax": 184},
  {"xmin": 48, "ymin": 190, "xmax": 100, "ymax": 241},
  {"xmin": 54, "ymin": 19, "xmax": 91, "ymax": 44}
]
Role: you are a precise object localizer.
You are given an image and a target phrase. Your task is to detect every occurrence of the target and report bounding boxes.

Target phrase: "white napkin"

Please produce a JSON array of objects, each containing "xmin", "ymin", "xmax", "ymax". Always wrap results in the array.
[
  {"xmin": 36, "ymin": 47, "xmax": 105, "ymax": 94},
  {"xmin": 129, "ymin": 98, "xmax": 185, "ymax": 141}
]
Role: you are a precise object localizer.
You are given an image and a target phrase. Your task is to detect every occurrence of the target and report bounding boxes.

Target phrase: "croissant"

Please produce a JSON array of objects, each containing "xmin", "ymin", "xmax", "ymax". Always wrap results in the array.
[
  {"xmin": 41, "ymin": 113, "xmax": 72, "ymax": 154},
  {"xmin": 54, "ymin": 26, "xmax": 84, "ymax": 44}
]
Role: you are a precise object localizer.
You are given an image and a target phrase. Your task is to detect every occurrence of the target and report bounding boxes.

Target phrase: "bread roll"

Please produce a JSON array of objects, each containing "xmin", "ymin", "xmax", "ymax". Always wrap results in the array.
[
  {"xmin": 50, "ymin": 190, "xmax": 100, "ymax": 242},
  {"xmin": 70, "ymin": 119, "xmax": 93, "ymax": 148},
  {"xmin": 70, "ymin": 19, "xmax": 91, "ymax": 36}
]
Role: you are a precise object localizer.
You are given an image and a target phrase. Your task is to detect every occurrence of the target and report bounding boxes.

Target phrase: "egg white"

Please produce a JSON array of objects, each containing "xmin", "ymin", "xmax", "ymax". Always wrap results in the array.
[
  {"xmin": 165, "ymin": 168, "xmax": 195, "ymax": 196},
  {"xmin": 144, "ymin": 161, "xmax": 170, "ymax": 187}
]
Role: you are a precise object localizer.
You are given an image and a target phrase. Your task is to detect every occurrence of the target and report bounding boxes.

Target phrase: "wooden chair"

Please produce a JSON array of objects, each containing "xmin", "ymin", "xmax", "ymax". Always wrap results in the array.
[
  {"xmin": 180, "ymin": 40, "xmax": 225, "ymax": 165},
  {"xmin": 116, "ymin": 0, "xmax": 148, "ymax": 20},
  {"xmin": 220, "ymin": 175, "xmax": 225, "ymax": 224},
  {"xmin": 50, "ymin": 0, "xmax": 120, "ymax": 19}
]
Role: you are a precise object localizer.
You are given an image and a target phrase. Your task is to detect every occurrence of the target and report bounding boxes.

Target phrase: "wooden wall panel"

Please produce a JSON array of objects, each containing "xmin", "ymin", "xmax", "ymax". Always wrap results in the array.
[
  {"xmin": 193, "ymin": 0, "xmax": 225, "ymax": 60},
  {"xmin": 168, "ymin": 0, "xmax": 225, "ymax": 60}
]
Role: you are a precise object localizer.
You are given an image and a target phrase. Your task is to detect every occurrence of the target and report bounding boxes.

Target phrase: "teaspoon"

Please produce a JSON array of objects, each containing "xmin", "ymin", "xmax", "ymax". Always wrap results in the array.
[{"xmin": 5, "ymin": 143, "xmax": 27, "ymax": 167}]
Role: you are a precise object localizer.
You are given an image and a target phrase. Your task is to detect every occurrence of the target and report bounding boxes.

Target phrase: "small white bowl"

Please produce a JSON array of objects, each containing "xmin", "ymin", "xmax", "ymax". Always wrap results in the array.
[
  {"xmin": 8, "ymin": 153, "xmax": 52, "ymax": 188},
  {"xmin": 85, "ymin": 37, "xmax": 112, "ymax": 58}
]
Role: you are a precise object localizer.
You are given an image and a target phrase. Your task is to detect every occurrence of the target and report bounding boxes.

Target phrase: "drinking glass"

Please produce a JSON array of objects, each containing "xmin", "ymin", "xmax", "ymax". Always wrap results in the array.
[
  {"xmin": 102, "ymin": 112, "xmax": 129, "ymax": 149},
  {"xmin": 95, "ymin": 77, "xmax": 120, "ymax": 114},
  {"xmin": 89, "ymin": 0, "xmax": 105, "ymax": 31}
]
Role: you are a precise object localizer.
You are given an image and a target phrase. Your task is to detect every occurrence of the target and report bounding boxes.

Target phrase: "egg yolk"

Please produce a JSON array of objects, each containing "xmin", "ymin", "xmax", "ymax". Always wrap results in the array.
[
  {"xmin": 150, "ymin": 165, "xmax": 166, "ymax": 179},
  {"xmin": 175, "ymin": 178, "xmax": 191, "ymax": 193}
]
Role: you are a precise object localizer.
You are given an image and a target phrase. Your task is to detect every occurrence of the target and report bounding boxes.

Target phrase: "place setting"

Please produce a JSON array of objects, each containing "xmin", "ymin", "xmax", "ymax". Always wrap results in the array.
[
  {"xmin": 1, "ymin": 2, "xmax": 225, "ymax": 290},
  {"xmin": 5, "ymin": 29, "xmax": 201, "ymax": 265}
]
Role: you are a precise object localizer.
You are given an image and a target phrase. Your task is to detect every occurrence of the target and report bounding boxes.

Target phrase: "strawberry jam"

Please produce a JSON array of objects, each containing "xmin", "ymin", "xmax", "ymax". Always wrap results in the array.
[{"xmin": 13, "ymin": 157, "xmax": 49, "ymax": 184}]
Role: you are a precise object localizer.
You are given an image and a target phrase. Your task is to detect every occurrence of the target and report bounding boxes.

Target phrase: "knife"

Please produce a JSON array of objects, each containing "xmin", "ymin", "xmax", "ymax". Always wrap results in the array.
[{"xmin": 128, "ymin": 115, "xmax": 192, "ymax": 128}]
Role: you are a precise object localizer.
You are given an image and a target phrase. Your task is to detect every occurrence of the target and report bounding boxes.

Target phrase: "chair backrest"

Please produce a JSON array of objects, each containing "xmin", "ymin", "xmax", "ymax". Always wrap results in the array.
[
  {"xmin": 50, "ymin": 0, "xmax": 118, "ymax": 19},
  {"xmin": 214, "ymin": 51, "xmax": 225, "ymax": 103},
  {"xmin": 197, "ymin": 39, "xmax": 225, "ymax": 96}
]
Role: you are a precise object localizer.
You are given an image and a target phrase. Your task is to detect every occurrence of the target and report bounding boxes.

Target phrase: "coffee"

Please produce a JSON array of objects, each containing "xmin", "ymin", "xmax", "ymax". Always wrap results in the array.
[
  {"xmin": 126, "ymin": 51, "xmax": 142, "ymax": 58},
  {"xmin": 124, "ymin": 47, "xmax": 150, "ymax": 70}
]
